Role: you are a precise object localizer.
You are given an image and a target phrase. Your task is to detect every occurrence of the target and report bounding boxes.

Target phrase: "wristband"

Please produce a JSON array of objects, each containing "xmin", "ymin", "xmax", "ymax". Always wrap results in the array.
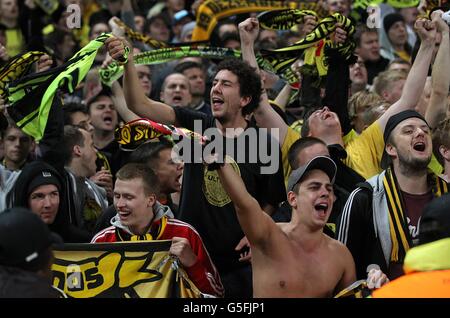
[{"xmin": 116, "ymin": 45, "xmax": 130, "ymax": 65}]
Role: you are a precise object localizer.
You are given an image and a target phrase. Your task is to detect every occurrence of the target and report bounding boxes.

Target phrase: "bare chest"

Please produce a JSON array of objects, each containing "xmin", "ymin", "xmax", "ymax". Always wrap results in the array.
[{"xmin": 253, "ymin": 246, "xmax": 343, "ymax": 297}]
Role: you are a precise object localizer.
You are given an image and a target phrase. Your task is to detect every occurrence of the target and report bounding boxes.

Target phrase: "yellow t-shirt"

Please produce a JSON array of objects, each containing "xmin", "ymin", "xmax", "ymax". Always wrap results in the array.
[
  {"xmin": 344, "ymin": 122, "xmax": 384, "ymax": 179},
  {"xmin": 428, "ymin": 154, "xmax": 443, "ymax": 176},
  {"xmin": 281, "ymin": 127, "xmax": 301, "ymax": 185},
  {"xmin": 281, "ymin": 124, "xmax": 384, "ymax": 184},
  {"xmin": 396, "ymin": 50, "xmax": 411, "ymax": 63}
]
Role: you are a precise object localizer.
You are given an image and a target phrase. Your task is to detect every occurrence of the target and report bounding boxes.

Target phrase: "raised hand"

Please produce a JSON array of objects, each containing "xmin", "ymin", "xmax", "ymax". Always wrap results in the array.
[
  {"xmin": 331, "ymin": 23, "xmax": 347, "ymax": 45},
  {"xmin": 105, "ymin": 36, "xmax": 131, "ymax": 63},
  {"xmin": 0, "ymin": 44, "xmax": 9, "ymax": 62},
  {"xmin": 36, "ymin": 54, "xmax": 53, "ymax": 73},
  {"xmin": 431, "ymin": 10, "xmax": 449, "ymax": 34},
  {"xmin": 415, "ymin": 18, "xmax": 437, "ymax": 45},
  {"xmin": 238, "ymin": 17, "xmax": 260, "ymax": 46},
  {"xmin": 301, "ymin": 15, "xmax": 318, "ymax": 36}
]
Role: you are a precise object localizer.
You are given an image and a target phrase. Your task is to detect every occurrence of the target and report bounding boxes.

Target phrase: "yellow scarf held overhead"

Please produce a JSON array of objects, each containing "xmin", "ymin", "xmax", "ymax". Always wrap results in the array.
[
  {"xmin": 192, "ymin": 0, "xmax": 328, "ymax": 41},
  {"xmin": 258, "ymin": 9, "xmax": 318, "ymax": 30},
  {"xmin": 113, "ymin": 18, "xmax": 169, "ymax": 49},
  {"xmin": 261, "ymin": 13, "xmax": 355, "ymax": 77}
]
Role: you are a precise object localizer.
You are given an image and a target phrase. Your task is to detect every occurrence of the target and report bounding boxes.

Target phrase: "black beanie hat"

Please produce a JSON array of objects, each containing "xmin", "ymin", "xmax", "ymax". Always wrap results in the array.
[
  {"xmin": 383, "ymin": 13, "xmax": 405, "ymax": 34},
  {"xmin": 27, "ymin": 170, "xmax": 62, "ymax": 198},
  {"xmin": 381, "ymin": 110, "xmax": 429, "ymax": 169}
]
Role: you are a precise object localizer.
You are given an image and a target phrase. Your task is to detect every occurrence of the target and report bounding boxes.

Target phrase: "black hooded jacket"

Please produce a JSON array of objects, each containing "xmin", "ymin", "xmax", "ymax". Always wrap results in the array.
[{"xmin": 7, "ymin": 161, "xmax": 90, "ymax": 242}]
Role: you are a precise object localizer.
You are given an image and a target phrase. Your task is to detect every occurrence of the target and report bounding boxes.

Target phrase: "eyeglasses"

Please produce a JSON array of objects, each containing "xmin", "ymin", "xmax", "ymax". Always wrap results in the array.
[{"xmin": 351, "ymin": 61, "xmax": 366, "ymax": 68}]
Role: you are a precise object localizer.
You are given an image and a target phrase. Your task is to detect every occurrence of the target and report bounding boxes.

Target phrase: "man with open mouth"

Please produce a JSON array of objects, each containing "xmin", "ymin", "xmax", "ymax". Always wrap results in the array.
[
  {"xmin": 91, "ymin": 163, "xmax": 223, "ymax": 297},
  {"xmin": 214, "ymin": 155, "xmax": 356, "ymax": 297},
  {"xmin": 337, "ymin": 110, "xmax": 449, "ymax": 281}
]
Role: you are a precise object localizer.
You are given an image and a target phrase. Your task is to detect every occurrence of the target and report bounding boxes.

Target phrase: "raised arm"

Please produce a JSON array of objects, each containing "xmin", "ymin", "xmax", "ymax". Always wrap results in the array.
[
  {"xmin": 378, "ymin": 19, "xmax": 437, "ymax": 131},
  {"xmin": 322, "ymin": 25, "xmax": 353, "ymax": 136},
  {"xmin": 426, "ymin": 10, "xmax": 450, "ymax": 129},
  {"xmin": 216, "ymin": 163, "xmax": 274, "ymax": 247},
  {"xmin": 110, "ymin": 81, "xmax": 139, "ymax": 122},
  {"xmin": 274, "ymin": 83, "xmax": 292, "ymax": 112},
  {"xmin": 105, "ymin": 37, "xmax": 177, "ymax": 125},
  {"xmin": 239, "ymin": 17, "xmax": 288, "ymax": 144}
]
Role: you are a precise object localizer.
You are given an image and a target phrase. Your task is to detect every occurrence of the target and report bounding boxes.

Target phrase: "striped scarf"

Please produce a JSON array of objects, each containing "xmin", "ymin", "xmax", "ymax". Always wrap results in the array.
[
  {"xmin": 383, "ymin": 167, "xmax": 448, "ymax": 263},
  {"xmin": 116, "ymin": 216, "xmax": 168, "ymax": 241},
  {"xmin": 6, "ymin": 33, "xmax": 112, "ymax": 141}
]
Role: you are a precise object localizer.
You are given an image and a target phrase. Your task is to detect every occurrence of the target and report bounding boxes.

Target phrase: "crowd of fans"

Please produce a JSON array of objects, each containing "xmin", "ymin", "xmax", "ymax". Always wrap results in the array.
[{"xmin": 0, "ymin": 0, "xmax": 449, "ymax": 298}]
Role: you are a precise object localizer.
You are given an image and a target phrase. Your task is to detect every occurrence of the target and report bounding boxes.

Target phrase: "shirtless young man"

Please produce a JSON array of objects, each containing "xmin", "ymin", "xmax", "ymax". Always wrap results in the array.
[{"xmin": 215, "ymin": 156, "xmax": 356, "ymax": 297}]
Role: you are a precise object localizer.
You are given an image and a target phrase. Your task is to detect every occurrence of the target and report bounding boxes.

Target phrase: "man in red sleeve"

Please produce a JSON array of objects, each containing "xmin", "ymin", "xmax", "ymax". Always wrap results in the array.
[{"xmin": 91, "ymin": 163, "xmax": 223, "ymax": 297}]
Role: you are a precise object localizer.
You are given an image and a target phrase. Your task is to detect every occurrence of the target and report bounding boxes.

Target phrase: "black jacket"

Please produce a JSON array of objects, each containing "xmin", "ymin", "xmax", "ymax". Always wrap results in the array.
[
  {"xmin": 7, "ymin": 161, "xmax": 90, "ymax": 242},
  {"xmin": 0, "ymin": 265, "xmax": 59, "ymax": 298}
]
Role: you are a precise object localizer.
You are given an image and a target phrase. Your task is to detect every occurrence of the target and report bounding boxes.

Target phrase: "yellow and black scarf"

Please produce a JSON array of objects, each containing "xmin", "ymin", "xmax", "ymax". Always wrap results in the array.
[
  {"xmin": 113, "ymin": 18, "xmax": 168, "ymax": 50},
  {"xmin": 260, "ymin": 13, "xmax": 355, "ymax": 77},
  {"xmin": 6, "ymin": 33, "xmax": 112, "ymax": 141},
  {"xmin": 191, "ymin": 0, "xmax": 327, "ymax": 42},
  {"xmin": 383, "ymin": 167, "xmax": 448, "ymax": 263},
  {"xmin": 116, "ymin": 216, "xmax": 168, "ymax": 242},
  {"xmin": 0, "ymin": 51, "xmax": 45, "ymax": 98}
]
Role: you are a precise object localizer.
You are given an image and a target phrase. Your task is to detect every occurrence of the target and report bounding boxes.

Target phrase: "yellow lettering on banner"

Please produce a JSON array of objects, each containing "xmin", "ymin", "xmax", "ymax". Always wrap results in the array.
[
  {"xmin": 134, "ymin": 126, "xmax": 146, "ymax": 141},
  {"xmin": 119, "ymin": 125, "xmax": 131, "ymax": 145},
  {"xmin": 197, "ymin": 12, "xmax": 212, "ymax": 31}
]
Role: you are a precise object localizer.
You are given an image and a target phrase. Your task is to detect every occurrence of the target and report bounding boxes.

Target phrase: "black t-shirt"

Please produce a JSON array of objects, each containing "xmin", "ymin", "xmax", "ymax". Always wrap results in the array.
[
  {"xmin": 388, "ymin": 190, "xmax": 434, "ymax": 279},
  {"xmin": 174, "ymin": 107, "xmax": 286, "ymax": 273}
]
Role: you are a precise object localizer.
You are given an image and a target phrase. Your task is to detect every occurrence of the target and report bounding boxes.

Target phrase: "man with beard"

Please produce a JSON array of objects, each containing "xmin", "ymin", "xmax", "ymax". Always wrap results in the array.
[
  {"xmin": 337, "ymin": 110, "xmax": 449, "ymax": 281},
  {"xmin": 246, "ymin": 16, "xmax": 437, "ymax": 181}
]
